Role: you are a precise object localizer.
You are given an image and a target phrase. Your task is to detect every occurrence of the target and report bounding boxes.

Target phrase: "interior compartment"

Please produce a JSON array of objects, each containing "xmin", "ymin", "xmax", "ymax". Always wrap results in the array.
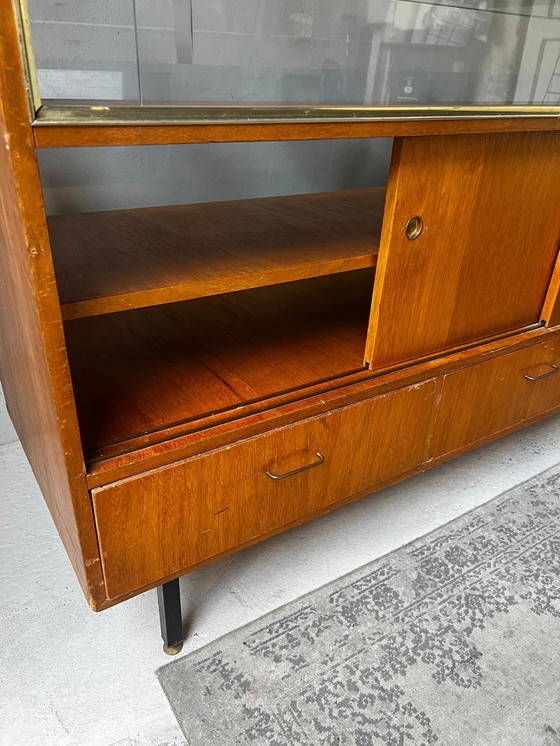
[
  {"xmin": 42, "ymin": 140, "xmax": 390, "ymax": 467},
  {"xmin": 64, "ymin": 268, "xmax": 375, "ymax": 461}
]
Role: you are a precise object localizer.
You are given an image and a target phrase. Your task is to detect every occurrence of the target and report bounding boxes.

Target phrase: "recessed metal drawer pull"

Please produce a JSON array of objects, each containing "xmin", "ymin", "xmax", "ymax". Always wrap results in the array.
[
  {"xmin": 405, "ymin": 216, "xmax": 423, "ymax": 240},
  {"xmin": 524, "ymin": 363, "xmax": 560, "ymax": 381},
  {"xmin": 266, "ymin": 452, "xmax": 325, "ymax": 480}
]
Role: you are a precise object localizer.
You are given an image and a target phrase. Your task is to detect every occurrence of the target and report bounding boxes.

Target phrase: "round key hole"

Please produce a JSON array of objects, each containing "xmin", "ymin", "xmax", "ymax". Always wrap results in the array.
[{"xmin": 405, "ymin": 216, "xmax": 423, "ymax": 240}]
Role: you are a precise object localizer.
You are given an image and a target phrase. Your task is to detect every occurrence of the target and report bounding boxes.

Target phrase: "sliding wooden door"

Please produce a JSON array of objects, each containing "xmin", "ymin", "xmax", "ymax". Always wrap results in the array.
[{"xmin": 366, "ymin": 132, "xmax": 560, "ymax": 369}]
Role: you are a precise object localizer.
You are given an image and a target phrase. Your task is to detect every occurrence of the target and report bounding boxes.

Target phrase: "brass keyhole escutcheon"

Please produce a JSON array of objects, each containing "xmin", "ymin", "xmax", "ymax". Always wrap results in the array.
[{"xmin": 405, "ymin": 216, "xmax": 423, "ymax": 240}]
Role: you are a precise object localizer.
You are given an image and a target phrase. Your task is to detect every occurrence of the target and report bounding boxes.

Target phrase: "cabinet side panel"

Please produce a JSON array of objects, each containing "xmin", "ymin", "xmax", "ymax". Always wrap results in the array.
[
  {"xmin": 541, "ymin": 248, "xmax": 560, "ymax": 327},
  {"xmin": 0, "ymin": 1, "xmax": 105, "ymax": 607},
  {"xmin": 363, "ymin": 137, "xmax": 404, "ymax": 365}
]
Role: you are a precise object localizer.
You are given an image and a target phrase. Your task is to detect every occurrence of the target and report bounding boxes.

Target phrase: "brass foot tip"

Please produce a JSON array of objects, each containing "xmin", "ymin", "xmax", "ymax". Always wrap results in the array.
[{"xmin": 163, "ymin": 642, "xmax": 183, "ymax": 656}]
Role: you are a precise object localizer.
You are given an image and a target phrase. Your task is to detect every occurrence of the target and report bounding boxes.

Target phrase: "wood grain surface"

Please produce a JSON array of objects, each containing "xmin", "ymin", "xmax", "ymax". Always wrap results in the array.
[
  {"xmin": 429, "ymin": 335, "xmax": 560, "ymax": 458},
  {"xmin": 365, "ymin": 132, "xmax": 560, "ymax": 369},
  {"xmin": 92, "ymin": 378, "xmax": 437, "ymax": 598},
  {"xmin": 65, "ymin": 270, "xmax": 374, "ymax": 455},
  {"xmin": 0, "ymin": 1, "xmax": 105, "ymax": 607},
  {"xmin": 91, "ymin": 390, "xmax": 560, "ymax": 609},
  {"xmin": 50, "ymin": 188, "xmax": 384, "ymax": 319},
  {"xmin": 83, "ymin": 326, "xmax": 554, "ymax": 486}
]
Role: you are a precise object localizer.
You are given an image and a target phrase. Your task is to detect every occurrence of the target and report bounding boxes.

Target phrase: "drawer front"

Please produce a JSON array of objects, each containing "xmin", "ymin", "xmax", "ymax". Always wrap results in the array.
[
  {"xmin": 93, "ymin": 380, "xmax": 436, "ymax": 598},
  {"xmin": 430, "ymin": 337, "xmax": 560, "ymax": 459}
]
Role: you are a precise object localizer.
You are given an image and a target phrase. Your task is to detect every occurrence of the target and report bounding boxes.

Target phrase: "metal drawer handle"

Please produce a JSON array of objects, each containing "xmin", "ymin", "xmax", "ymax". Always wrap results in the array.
[
  {"xmin": 266, "ymin": 452, "xmax": 325, "ymax": 480},
  {"xmin": 524, "ymin": 363, "xmax": 560, "ymax": 381}
]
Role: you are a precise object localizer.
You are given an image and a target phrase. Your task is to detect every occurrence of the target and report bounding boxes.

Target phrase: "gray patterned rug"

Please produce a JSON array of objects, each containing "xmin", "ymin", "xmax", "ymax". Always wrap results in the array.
[{"xmin": 158, "ymin": 466, "xmax": 560, "ymax": 745}]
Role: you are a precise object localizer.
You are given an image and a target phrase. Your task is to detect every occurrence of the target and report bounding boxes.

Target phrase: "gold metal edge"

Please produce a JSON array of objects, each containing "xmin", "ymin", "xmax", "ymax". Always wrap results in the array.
[
  {"xmin": 33, "ymin": 104, "xmax": 560, "ymax": 127},
  {"xmin": 13, "ymin": 0, "xmax": 560, "ymax": 129},
  {"xmin": 13, "ymin": 0, "xmax": 560, "ymax": 131},
  {"xmin": 14, "ymin": 0, "xmax": 41, "ymax": 120}
]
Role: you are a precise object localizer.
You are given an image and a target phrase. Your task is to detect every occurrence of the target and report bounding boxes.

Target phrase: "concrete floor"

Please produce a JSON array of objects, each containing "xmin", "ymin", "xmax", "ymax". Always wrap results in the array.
[{"xmin": 0, "ymin": 412, "xmax": 559, "ymax": 746}]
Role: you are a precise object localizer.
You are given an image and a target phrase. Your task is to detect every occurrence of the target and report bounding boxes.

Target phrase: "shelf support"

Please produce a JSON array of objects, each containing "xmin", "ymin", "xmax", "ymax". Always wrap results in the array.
[{"xmin": 157, "ymin": 579, "xmax": 184, "ymax": 655}]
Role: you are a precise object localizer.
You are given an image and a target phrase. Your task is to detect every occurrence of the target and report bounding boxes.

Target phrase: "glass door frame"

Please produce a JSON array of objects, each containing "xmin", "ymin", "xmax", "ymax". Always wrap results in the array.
[{"xmin": 17, "ymin": 0, "xmax": 560, "ymax": 129}]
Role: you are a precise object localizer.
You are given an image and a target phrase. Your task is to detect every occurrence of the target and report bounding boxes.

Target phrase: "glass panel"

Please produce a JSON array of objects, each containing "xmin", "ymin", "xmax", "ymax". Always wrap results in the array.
[
  {"xmin": 26, "ymin": 0, "xmax": 560, "ymax": 107},
  {"xmin": 27, "ymin": 0, "xmax": 140, "ymax": 101}
]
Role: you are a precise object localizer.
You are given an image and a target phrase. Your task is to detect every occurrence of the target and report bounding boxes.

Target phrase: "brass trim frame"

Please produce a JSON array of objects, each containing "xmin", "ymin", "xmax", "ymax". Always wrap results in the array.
[
  {"xmin": 16, "ymin": 0, "xmax": 560, "ymax": 129},
  {"xmin": 33, "ymin": 104, "xmax": 560, "ymax": 127},
  {"xmin": 14, "ymin": 0, "xmax": 41, "ymax": 118}
]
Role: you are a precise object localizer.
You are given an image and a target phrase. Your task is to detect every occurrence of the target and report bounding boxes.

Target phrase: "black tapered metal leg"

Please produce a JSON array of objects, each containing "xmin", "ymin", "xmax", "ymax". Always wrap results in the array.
[{"xmin": 157, "ymin": 579, "xmax": 184, "ymax": 655}]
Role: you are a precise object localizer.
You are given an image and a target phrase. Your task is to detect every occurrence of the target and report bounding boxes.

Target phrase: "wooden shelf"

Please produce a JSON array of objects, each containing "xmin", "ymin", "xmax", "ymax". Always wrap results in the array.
[
  {"xmin": 50, "ymin": 188, "xmax": 384, "ymax": 320},
  {"xmin": 64, "ymin": 269, "xmax": 374, "ymax": 459}
]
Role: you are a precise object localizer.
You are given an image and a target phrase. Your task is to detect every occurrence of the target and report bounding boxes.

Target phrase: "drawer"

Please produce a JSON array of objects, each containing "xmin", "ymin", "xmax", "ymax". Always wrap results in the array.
[
  {"xmin": 93, "ymin": 379, "xmax": 436, "ymax": 598},
  {"xmin": 430, "ymin": 336, "xmax": 560, "ymax": 459}
]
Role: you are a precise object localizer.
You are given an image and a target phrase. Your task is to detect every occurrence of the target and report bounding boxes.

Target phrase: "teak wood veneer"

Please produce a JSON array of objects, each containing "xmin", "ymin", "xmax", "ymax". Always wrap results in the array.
[
  {"xmin": 50, "ymin": 188, "xmax": 383, "ymax": 320},
  {"xmin": 65, "ymin": 270, "xmax": 375, "ymax": 456},
  {"xmin": 2, "ymin": 0, "xmax": 560, "ymax": 648}
]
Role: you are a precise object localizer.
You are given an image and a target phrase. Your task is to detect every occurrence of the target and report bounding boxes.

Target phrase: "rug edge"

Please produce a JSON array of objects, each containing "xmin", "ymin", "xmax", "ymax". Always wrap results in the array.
[{"xmin": 156, "ymin": 461, "xmax": 560, "ymax": 681}]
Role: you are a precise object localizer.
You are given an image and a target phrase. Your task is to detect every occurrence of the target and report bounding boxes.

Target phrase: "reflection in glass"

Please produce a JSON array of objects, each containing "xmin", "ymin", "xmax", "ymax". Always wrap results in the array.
[{"xmin": 26, "ymin": 0, "xmax": 560, "ymax": 107}]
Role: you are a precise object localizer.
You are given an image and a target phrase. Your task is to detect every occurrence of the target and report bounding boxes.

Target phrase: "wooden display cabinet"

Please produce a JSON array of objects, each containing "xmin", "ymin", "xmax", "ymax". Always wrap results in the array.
[{"xmin": 2, "ymin": 0, "xmax": 560, "ymax": 654}]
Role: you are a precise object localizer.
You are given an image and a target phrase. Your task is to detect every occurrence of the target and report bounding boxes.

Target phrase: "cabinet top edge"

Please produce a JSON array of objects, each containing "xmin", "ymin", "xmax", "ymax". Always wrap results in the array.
[
  {"xmin": 32, "ymin": 106, "xmax": 560, "ymax": 148},
  {"xmin": 34, "ymin": 104, "xmax": 560, "ymax": 128}
]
